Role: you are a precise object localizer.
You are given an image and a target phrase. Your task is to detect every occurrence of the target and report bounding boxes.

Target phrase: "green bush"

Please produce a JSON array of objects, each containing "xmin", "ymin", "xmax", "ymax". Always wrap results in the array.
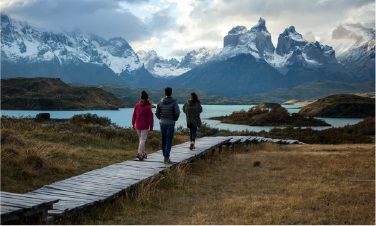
[{"xmin": 70, "ymin": 113, "xmax": 111, "ymax": 126}]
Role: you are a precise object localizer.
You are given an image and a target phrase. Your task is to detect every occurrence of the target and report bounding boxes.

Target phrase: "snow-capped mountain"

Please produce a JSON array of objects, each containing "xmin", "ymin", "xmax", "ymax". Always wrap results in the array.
[
  {"xmin": 216, "ymin": 18, "xmax": 275, "ymax": 60},
  {"xmin": 273, "ymin": 26, "xmax": 336, "ymax": 69},
  {"xmin": 137, "ymin": 47, "xmax": 218, "ymax": 77},
  {"xmin": 214, "ymin": 18, "xmax": 337, "ymax": 73},
  {"xmin": 137, "ymin": 50, "xmax": 188, "ymax": 77},
  {"xmin": 1, "ymin": 14, "xmax": 141, "ymax": 84}
]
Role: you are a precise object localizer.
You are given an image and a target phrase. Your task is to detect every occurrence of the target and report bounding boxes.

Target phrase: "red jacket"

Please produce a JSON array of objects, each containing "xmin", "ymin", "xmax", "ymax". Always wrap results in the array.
[{"xmin": 132, "ymin": 100, "xmax": 154, "ymax": 130}]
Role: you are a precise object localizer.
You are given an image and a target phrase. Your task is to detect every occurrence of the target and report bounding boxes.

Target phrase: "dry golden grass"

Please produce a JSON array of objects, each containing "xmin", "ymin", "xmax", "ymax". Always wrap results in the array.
[
  {"xmin": 1, "ymin": 117, "xmax": 188, "ymax": 193},
  {"xmin": 58, "ymin": 143, "xmax": 375, "ymax": 225}
]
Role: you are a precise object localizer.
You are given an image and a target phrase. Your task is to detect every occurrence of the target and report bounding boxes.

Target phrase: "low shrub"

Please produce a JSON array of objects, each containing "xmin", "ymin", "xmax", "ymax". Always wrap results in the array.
[{"xmin": 70, "ymin": 113, "xmax": 111, "ymax": 126}]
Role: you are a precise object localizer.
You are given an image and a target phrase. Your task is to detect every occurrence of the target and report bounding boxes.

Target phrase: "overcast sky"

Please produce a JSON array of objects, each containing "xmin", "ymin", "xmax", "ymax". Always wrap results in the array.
[{"xmin": 1, "ymin": 0, "xmax": 375, "ymax": 59}]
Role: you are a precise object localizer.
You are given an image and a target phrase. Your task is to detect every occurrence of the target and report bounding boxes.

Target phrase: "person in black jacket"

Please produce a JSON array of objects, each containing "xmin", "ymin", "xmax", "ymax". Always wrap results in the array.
[
  {"xmin": 183, "ymin": 93, "xmax": 202, "ymax": 150},
  {"xmin": 155, "ymin": 87, "xmax": 180, "ymax": 164}
]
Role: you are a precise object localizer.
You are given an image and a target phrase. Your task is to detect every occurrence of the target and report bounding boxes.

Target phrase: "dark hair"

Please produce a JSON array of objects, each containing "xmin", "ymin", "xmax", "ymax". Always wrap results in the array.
[
  {"xmin": 190, "ymin": 92, "xmax": 200, "ymax": 103},
  {"xmin": 141, "ymin": 90, "xmax": 148, "ymax": 100},
  {"xmin": 165, "ymin": 87, "xmax": 172, "ymax": 97}
]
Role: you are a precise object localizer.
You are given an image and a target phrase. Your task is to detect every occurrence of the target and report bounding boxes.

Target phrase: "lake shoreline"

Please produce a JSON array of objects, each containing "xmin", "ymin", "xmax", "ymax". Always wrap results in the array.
[{"xmin": 1, "ymin": 104, "xmax": 363, "ymax": 132}]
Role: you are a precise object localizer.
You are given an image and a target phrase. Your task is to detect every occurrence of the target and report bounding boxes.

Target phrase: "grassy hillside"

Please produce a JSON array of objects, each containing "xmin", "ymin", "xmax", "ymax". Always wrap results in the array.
[
  {"xmin": 1, "ymin": 77, "xmax": 130, "ymax": 110},
  {"xmin": 299, "ymin": 94, "xmax": 375, "ymax": 118}
]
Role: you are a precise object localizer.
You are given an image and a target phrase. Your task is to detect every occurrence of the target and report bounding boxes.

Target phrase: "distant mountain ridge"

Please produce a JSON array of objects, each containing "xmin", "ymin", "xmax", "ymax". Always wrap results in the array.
[{"xmin": 1, "ymin": 14, "xmax": 374, "ymax": 98}]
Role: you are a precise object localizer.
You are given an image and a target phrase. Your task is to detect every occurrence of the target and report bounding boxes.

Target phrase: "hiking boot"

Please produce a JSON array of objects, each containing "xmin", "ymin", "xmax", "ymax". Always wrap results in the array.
[
  {"xmin": 142, "ymin": 153, "xmax": 147, "ymax": 160},
  {"xmin": 164, "ymin": 158, "xmax": 173, "ymax": 164},
  {"xmin": 189, "ymin": 143, "xmax": 194, "ymax": 150},
  {"xmin": 136, "ymin": 153, "xmax": 144, "ymax": 161}
]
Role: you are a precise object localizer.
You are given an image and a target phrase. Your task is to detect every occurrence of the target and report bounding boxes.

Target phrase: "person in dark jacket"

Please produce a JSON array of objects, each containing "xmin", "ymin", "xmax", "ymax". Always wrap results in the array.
[
  {"xmin": 183, "ymin": 93, "xmax": 202, "ymax": 150},
  {"xmin": 155, "ymin": 87, "xmax": 180, "ymax": 164},
  {"xmin": 132, "ymin": 91, "xmax": 153, "ymax": 161}
]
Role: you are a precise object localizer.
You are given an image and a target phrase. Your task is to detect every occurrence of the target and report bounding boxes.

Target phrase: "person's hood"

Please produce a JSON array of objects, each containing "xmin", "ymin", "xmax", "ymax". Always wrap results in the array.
[
  {"xmin": 161, "ymin": 96, "xmax": 176, "ymax": 105},
  {"xmin": 137, "ymin": 99, "xmax": 151, "ymax": 106}
]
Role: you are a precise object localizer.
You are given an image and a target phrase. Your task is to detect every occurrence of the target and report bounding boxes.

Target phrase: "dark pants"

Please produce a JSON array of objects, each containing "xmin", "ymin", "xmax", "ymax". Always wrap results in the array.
[
  {"xmin": 160, "ymin": 123, "xmax": 175, "ymax": 159},
  {"xmin": 189, "ymin": 126, "xmax": 197, "ymax": 142}
]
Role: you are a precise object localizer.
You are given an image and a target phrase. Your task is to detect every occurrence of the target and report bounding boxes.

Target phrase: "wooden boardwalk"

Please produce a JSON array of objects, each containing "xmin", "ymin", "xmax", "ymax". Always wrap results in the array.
[
  {"xmin": 1, "ymin": 135, "xmax": 303, "ymax": 223},
  {"xmin": 0, "ymin": 192, "xmax": 58, "ymax": 224}
]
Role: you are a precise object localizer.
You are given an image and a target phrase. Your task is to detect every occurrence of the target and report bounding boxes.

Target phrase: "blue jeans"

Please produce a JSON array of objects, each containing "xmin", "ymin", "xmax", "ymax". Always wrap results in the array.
[
  {"xmin": 160, "ymin": 123, "xmax": 175, "ymax": 159},
  {"xmin": 189, "ymin": 126, "xmax": 197, "ymax": 142}
]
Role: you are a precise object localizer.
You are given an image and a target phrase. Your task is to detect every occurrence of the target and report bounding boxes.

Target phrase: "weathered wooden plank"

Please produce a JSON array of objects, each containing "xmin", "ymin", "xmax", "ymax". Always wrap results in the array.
[
  {"xmin": 51, "ymin": 180, "xmax": 127, "ymax": 192},
  {"xmin": 57, "ymin": 178, "xmax": 134, "ymax": 188},
  {"xmin": 30, "ymin": 189, "xmax": 100, "ymax": 202},
  {"xmin": 0, "ymin": 195, "xmax": 49, "ymax": 206},
  {"xmin": 64, "ymin": 177, "xmax": 136, "ymax": 188},
  {"xmin": 53, "ymin": 180, "xmax": 130, "ymax": 193},
  {"xmin": 0, "ymin": 192, "xmax": 56, "ymax": 202},
  {"xmin": 0, "ymin": 200, "xmax": 37, "ymax": 209},
  {"xmin": 43, "ymin": 185, "xmax": 111, "ymax": 198},
  {"xmin": 0, "ymin": 196, "xmax": 48, "ymax": 207}
]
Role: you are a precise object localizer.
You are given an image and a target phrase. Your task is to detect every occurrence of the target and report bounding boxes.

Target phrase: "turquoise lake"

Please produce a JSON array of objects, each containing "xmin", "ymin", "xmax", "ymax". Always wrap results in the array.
[{"xmin": 1, "ymin": 104, "xmax": 362, "ymax": 132}]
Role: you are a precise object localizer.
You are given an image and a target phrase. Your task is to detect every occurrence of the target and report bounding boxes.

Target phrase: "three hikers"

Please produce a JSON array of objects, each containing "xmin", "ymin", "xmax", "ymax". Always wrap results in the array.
[{"xmin": 133, "ymin": 88, "xmax": 203, "ymax": 164}]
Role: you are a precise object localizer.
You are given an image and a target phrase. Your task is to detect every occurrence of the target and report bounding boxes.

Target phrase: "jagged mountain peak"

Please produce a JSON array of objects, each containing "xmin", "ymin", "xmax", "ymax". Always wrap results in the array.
[
  {"xmin": 276, "ymin": 25, "xmax": 307, "ymax": 55},
  {"xmin": 281, "ymin": 26, "xmax": 303, "ymax": 39},
  {"xmin": 250, "ymin": 17, "xmax": 268, "ymax": 32},
  {"xmin": 108, "ymin": 37, "xmax": 131, "ymax": 48},
  {"xmin": 228, "ymin": 26, "xmax": 247, "ymax": 35}
]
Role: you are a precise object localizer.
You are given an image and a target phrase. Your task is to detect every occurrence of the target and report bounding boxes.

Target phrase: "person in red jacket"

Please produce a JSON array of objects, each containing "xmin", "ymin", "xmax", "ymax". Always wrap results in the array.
[{"xmin": 132, "ymin": 91, "xmax": 154, "ymax": 161}]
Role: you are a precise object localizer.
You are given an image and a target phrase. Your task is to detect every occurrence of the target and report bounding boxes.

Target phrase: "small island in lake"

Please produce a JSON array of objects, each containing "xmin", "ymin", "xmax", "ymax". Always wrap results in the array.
[
  {"xmin": 211, "ymin": 103, "xmax": 330, "ymax": 127},
  {"xmin": 299, "ymin": 94, "xmax": 375, "ymax": 118},
  {"xmin": 1, "ymin": 77, "xmax": 131, "ymax": 110}
]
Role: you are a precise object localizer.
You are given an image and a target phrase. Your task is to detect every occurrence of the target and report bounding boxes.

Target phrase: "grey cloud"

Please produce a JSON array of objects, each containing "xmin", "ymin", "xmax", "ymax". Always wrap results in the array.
[
  {"xmin": 190, "ymin": 0, "xmax": 374, "ymax": 35},
  {"xmin": 145, "ymin": 7, "xmax": 178, "ymax": 33},
  {"xmin": 3, "ymin": 0, "xmax": 151, "ymax": 41}
]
